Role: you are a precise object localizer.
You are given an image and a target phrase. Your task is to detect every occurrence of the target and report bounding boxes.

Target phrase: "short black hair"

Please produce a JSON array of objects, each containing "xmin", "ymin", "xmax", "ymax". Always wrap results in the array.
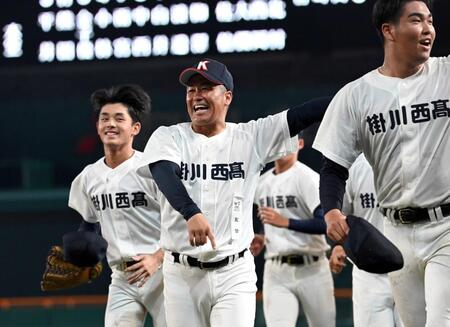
[
  {"xmin": 372, "ymin": 0, "xmax": 433, "ymax": 41},
  {"xmin": 299, "ymin": 122, "xmax": 320, "ymax": 148},
  {"xmin": 90, "ymin": 84, "xmax": 151, "ymax": 123}
]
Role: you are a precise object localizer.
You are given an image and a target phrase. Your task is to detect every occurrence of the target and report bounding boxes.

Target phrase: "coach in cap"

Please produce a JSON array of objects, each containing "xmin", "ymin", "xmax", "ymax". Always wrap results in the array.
[{"xmin": 137, "ymin": 58, "xmax": 332, "ymax": 326}]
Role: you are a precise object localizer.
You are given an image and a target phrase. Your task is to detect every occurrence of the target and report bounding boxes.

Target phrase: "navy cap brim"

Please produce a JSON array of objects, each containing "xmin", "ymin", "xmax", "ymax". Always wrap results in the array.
[
  {"xmin": 179, "ymin": 68, "xmax": 224, "ymax": 87},
  {"xmin": 344, "ymin": 215, "xmax": 404, "ymax": 274},
  {"xmin": 63, "ymin": 231, "xmax": 108, "ymax": 267}
]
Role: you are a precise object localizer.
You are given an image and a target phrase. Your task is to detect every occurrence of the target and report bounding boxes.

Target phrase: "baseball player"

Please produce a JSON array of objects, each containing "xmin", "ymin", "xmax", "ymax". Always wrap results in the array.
[
  {"xmin": 313, "ymin": 1, "xmax": 450, "ymax": 326},
  {"xmin": 329, "ymin": 154, "xmax": 403, "ymax": 327},
  {"xmin": 253, "ymin": 135, "xmax": 335, "ymax": 327},
  {"xmin": 136, "ymin": 58, "xmax": 331, "ymax": 326},
  {"xmin": 68, "ymin": 85, "xmax": 166, "ymax": 327}
]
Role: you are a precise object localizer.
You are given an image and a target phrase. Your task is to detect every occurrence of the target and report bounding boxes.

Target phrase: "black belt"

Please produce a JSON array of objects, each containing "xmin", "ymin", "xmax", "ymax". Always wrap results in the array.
[
  {"xmin": 271, "ymin": 254, "xmax": 319, "ymax": 265},
  {"xmin": 113, "ymin": 260, "xmax": 139, "ymax": 271},
  {"xmin": 172, "ymin": 249, "xmax": 247, "ymax": 270},
  {"xmin": 382, "ymin": 204, "xmax": 450, "ymax": 224},
  {"xmin": 125, "ymin": 260, "xmax": 138, "ymax": 268}
]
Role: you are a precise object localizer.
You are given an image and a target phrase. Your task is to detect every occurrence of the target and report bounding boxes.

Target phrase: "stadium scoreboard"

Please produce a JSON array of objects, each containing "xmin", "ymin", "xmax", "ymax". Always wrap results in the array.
[{"xmin": 0, "ymin": 0, "xmax": 381, "ymax": 66}]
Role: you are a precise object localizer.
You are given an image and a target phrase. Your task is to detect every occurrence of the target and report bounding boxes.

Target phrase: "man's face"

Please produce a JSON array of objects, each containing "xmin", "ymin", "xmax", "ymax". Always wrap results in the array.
[
  {"xmin": 96, "ymin": 103, "xmax": 140, "ymax": 149},
  {"xmin": 389, "ymin": 1, "xmax": 435, "ymax": 65},
  {"xmin": 185, "ymin": 74, "xmax": 232, "ymax": 129}
]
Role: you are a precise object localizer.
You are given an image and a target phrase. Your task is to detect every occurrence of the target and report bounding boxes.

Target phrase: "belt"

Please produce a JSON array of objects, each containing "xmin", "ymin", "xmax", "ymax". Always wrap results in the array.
[
  {"xmin": 172, "ymin": 249, "xmax": 247, "ymax": 270},
  {"xmin": 382, "ymin": 203, "xmax": 450, "ymax": 224},
  {"xmin": 270, "ymin": 254, "xmax": 319, "ymax": 265},
  {"xmin": 112, "ymin": 260, "xmax": 139, "ymax": 271}
]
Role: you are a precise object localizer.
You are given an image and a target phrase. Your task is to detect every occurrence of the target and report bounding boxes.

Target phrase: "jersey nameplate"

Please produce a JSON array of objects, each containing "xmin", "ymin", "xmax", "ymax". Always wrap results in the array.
[
  {"xmin": 91, "ymin": 191, "xmax": 148, "ymax": 211},
  {"xmin": 366, "ymin": 99, "xmax": 449, "ymax": 135},
  {"xmin": 258, "ymin": 195, "xmax": 299, "ymax": 209},
  {"xmin": 180, "ymin": 161, "xmax": 245, "ymax": 181}
]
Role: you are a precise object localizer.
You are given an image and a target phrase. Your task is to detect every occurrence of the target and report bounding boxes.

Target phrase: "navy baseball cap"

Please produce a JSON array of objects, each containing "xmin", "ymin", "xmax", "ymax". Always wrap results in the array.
[
  {"xmin": 63, "ymin": 231, "xmax": 108, "ymax": 267},
  {"xmin": 343, "ymin": 215, "xmax": 404, "ymax": 274},
  {"xmin": 179, "ymin": 58, "xmax": 234, "ymax": 91}
]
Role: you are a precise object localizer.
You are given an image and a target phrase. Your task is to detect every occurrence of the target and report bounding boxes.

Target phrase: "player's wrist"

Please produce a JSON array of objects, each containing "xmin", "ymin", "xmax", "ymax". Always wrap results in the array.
[
  {"xmin": 324, "ymin": 209, "xmax": 344, "ymax": 222},
  {"xmin": 331, "ymin": 244, "xmax": 344, "ymax": 251},
  {"xmin": 184, "ymin": 208, "xmax": 202, "ymax": 221},
  {"xmin": 286, "ymin": 218, "xmax": 295, "ymax": 229},
  {"xmin": 154, "ymin": 249, "xmax": 164, "ymax": 266},
  {"xmin": 278, "ymin": 215, "xmax": 288, "ymax": 227}
]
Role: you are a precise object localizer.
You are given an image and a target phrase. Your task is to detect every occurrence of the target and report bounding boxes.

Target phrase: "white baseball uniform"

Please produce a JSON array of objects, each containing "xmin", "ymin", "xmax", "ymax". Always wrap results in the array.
[
  {"xmin": 343, "ymin": 154, "xmax": 403, "ymax": 327},
  {"xmin": 313, "ymin": 55, "xmax": 450, "ymax": 327},
  {"xmin": 254, "ymin": 161, "xmax": 335, "ymax": 327},
  {"xmin": 69, "ymin": 151, "xmax": 166, "ymax": 327},
  {"xmin": 138, "ymin": 110, "xmax": 297, "ymax": 327}
]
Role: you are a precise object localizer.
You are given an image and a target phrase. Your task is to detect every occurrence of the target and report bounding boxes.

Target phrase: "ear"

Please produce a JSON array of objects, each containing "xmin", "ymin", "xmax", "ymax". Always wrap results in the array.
[
  {"xmin": 298, "ymin": 138, "xmax": 305, "ymax": 151},
  {"xmin": 131, "ymin": 122, "xmax": 141, "ymax": 136},
  {"xmin": 96, "ymin": 121, "xmax": 100, "ymax": 135},
  {"xmin": 381, "ymin": 22, "xmax": 395, "ymax": 42},
  {"xmin": 224, "ymin": 91, "xmax": 233, "ymax": 106}
]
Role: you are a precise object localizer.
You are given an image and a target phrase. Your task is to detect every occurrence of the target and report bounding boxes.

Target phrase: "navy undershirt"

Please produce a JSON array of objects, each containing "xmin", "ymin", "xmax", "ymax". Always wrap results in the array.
[
  {"xmin": 287, "ymin": 206, "xmax": 326, "ymax": 234},
  {"xmin": 150, "ymin": 161, "xmax": 201, "ymax": 220},
  {"xmin": 286, "ymin": 96, "xmax": 331, "ymax": 137},
  {"xmin": 319, "ymin": 156, "xmax": 349, "ymax": 214}
]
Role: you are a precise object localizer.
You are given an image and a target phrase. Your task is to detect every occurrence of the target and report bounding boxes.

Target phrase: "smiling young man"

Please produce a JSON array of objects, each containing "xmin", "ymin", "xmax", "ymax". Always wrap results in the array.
[
  {"xmin": 313, "ymin": 1, "xmax": 450, "ymax": 326},
  {"xmin": 69, "ymin": 85, "xmax": 166, "ymax": 327},
  {"xmin": 137, "ymin": 59, "xmax": 331, "ymax": 326}
]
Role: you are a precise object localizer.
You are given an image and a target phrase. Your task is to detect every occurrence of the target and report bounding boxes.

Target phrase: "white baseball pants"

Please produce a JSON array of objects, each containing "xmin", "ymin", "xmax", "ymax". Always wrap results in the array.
[
  {"xmin": 384, "ymin": 217, "xmax": 450, "ymax": 327},
  {"xmin": 262, "ymin": 257, "xmax": 336, "ymax": 327},
  {"xmin": 162, "ymin": 250, "xmax": 257, "ymax": 327},
  {"xmin": 352, "ymin": 266, "xmax": 403, "ymax": 327},
  {"xmin": 104, "ymin": 267, "xmax": 166, "ymax": 327}
]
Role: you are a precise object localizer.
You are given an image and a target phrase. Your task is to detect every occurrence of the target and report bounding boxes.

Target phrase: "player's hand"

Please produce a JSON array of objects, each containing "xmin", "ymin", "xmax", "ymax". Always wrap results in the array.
[
  {"xmin": 126, "ymin": 249, "xmax": 164, "ymax": 287},
  {"xmin": 250, "ymin": 234, "xmax": 265, "ymax": 256},
  {"xmin": 187, "ymin": 213, "xmax": 217, "ymax": 249},
  {"xmin": 325, "ymin": 209, "xmax": 349, "ymax": 243},
  {"xmin": 258, "ymin": 207, "xmax": 289, "ymax": 228},
  {"xmin": 329, "ymin": 245, "xmax": 346, "ymax": 274}
]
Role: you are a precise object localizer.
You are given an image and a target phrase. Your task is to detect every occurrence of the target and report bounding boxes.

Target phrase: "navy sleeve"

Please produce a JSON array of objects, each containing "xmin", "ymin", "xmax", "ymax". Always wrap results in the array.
[
  {"xmin": 286, "ymin": 96, "xmax": 332, "ymax": 137},
  {"xmin": 150, "ymin": 160, "xmax": 201, "ymax": 221},
  {"xmin": 319, "ymin": 156, "xmax": 349, "ymax": 214},
  {"xmin": 287, "ymin": 206, "xmax": 326, "ymax": 234}
]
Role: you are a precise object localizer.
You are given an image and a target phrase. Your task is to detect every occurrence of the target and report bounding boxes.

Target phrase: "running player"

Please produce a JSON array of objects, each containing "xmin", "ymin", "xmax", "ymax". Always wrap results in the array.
[
  {"xmin": 254, "ymin": 134, "xmax": 335, "ymax": 327},
  {"xmin": 69, "ymin": 85, "xmax": 166, "ymax": 327},
  {"xmin": 313, "ymin": 1, "xmax": 450, "ymax": 325}
]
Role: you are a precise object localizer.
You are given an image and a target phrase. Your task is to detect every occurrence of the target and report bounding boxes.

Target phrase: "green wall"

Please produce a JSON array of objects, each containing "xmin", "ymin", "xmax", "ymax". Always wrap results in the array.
[{"xmin": 0, "ymin": 299, "xmax": 354, "ymax": 327}]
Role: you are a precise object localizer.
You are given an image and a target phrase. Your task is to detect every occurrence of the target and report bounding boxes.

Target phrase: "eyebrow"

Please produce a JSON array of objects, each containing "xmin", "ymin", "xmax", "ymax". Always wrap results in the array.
[
  {"xmin": 99, "ymin": 112, "xmax": 126, "ymax": 117},
  {"xmin": 407, "ymin": 12, "xmax": 433, "ymax": 19}
]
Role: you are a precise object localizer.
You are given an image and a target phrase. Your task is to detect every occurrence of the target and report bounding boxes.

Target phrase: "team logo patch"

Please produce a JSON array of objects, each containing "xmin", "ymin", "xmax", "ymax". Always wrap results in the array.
[{"xmin": 196, "ymin": 60, "xmax": 209, "ymax": 71}]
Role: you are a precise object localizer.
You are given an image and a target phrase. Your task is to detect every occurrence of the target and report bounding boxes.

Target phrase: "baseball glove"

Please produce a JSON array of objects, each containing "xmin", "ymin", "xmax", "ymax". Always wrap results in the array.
[{"xmin": 41, "ymin": 245, "xmax": 103, "ymax": 291}]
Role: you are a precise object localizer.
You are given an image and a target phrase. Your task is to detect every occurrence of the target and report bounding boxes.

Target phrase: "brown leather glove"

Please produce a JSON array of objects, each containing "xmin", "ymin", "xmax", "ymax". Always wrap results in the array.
[{"xmin": 41, "ymin": 245, "xmax": 102, "ymax": 291}]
